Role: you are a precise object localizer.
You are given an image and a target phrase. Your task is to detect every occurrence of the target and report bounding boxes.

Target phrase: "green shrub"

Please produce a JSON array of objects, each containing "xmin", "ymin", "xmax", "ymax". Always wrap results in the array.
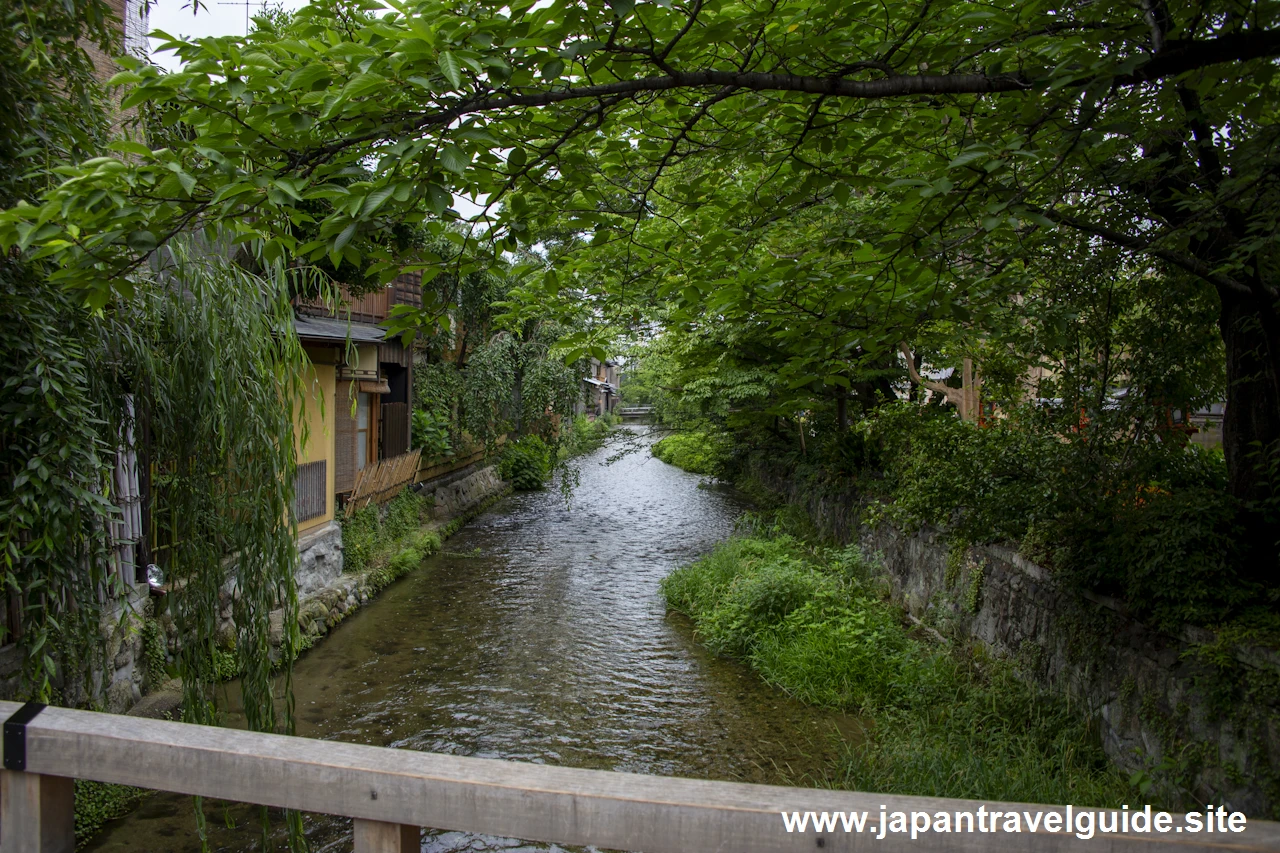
[
  {"xmin": 499, "ymin": 435, "xmax": 551, "ymax": 490},
  {"xmin": 652, "ymin": 430, "xmax": 731, "ymax": 476},
  {"xmin": 1051, "ymin": 486, "xmax": 1257, "ymax": 630},
  {"xmin": 558, "ymin": 414, "xmax": 611, "ymax": 458},
  {"xmin": 663, "ymin": 533, "xmax": 1134, "ymax": 807},
  {"xmin": 855, "ymin": 402, "xmax": 1265, "ymax": 629},
  {"xmin": 412, "ymin": 408, "xmax": 453, "ymax": 458}
]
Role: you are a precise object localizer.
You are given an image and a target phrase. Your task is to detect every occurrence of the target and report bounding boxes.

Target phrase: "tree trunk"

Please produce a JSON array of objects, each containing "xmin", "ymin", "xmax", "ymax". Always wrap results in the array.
[
  {"xmin": 1219, "ymin": 288, "xmax": 1280, "ymax": 506},
  {"xmin": 836, "ymin": 392, "xmax": 848, "ymax": 431}
]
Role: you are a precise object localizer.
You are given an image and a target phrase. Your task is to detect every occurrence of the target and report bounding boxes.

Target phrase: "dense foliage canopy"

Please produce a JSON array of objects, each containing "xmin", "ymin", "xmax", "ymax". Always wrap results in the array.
[{"xmin": 2, "ymin": 0, "xmax": 1277, "ymax": 510}]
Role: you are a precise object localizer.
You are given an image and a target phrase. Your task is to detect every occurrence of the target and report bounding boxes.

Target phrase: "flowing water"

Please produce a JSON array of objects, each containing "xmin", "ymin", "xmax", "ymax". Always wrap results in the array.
[{"xmin": 87, "ymin": 429, "xmax": 858, "ymax": 852}]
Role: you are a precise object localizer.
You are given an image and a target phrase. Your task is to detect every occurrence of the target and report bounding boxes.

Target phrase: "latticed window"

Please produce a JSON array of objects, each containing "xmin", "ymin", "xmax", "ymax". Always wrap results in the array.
[{"xmin": 293, "ymin": 460, "xmax": 328, "ymax": 523}]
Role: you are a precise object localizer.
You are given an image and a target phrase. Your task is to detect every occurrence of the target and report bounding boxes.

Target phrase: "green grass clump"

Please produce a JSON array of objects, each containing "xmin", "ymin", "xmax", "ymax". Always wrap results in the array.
[
  {"xmin": 75, "ymin": 780, "xmax": 150, "ymax": 843},
  {"xmin": 340, "ymin": 504, "xmax": 380, "ymax": 576},
  {"xmin": 662, "ymin": 533, "xmax": 1133, "ymax": 808},
  {"xmin": 368, "ymin": 529, "xmax": 443, "ymax": 593},
  {"xmin": 340, "ymin": 489, "xmax": 431, "ymax": 576},
  {"xmin": 840, "ymin": 660, "xmax": 1129, "ymax": 807},
  {"xmin": 652, "ymin": 430, "xmax": 731, "ymax": 476}
]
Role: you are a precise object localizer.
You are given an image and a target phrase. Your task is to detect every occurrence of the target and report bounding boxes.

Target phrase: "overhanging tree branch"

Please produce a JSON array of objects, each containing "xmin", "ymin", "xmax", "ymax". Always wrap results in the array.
[
  {"xmin": 1027, "ymin": 205, "xmax": 1276, "ymax": 299},
  {"xmin": 298, "ymin": 27, "xmax": 1280, "ymax": 171}
]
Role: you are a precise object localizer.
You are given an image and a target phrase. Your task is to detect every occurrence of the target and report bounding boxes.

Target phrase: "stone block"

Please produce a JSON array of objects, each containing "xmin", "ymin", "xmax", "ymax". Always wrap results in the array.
[{"xmin": 106, "ymin": 678, "xmax": 136, "ymax": 714}]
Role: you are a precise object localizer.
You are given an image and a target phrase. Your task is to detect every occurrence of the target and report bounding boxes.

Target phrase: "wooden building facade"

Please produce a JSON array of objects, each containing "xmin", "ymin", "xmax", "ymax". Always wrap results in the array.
[{"xmin": 291, "ymin": 275, "xmax": 423, "ymax": 531}]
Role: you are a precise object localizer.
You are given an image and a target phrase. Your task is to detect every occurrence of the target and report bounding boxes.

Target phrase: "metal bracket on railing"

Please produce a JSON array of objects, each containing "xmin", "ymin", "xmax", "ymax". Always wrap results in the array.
[{"xmin": 3, "ymin": 701, "xmax": 46, "ymax": 771}]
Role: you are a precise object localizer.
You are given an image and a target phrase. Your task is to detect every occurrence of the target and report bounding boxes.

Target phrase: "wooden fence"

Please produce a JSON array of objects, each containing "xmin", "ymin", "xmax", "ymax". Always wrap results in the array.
[
  {"xmin": 344, "ymin": 450, "xmax": 421, "ymax": 516},
  {"xmin": 413, "ymin": 435, "xmax": 502, "ymax": 486},
  {"xmin": 2, "ymin": 700, "xmax": 1278, "ymax": 853}
]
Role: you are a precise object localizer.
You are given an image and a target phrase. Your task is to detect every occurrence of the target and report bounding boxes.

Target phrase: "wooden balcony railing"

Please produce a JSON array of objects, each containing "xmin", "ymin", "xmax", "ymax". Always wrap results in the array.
[
  {"xmin": 293, "ymin": 274, "xmax": 424, "ymax": 326},
  {"xmin": 2, "ymin": 700, "xmax": 1278, "ymax": 852}
]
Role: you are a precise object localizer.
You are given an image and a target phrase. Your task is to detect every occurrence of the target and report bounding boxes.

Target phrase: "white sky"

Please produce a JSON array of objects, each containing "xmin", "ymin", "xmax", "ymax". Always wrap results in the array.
[
  {"xmin": 144, "ymin": 0, "xmax": 491, "ymax": 219},
  {"xmin": 147, "ymin": 0, "xmax": 311, "ymax": 70}
]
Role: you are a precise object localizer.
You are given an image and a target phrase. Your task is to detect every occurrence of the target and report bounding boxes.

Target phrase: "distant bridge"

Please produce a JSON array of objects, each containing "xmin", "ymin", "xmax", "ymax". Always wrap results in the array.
[{"xmin": 618, "ymin": 406, "xmax": 655, "ymax": 422}]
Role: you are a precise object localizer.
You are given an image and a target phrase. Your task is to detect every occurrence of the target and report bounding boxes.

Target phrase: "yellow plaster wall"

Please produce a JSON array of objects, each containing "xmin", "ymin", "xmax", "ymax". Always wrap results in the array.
[{"xmin": 295, "ymin": 358, "xmax": 336, "ymax": 534}]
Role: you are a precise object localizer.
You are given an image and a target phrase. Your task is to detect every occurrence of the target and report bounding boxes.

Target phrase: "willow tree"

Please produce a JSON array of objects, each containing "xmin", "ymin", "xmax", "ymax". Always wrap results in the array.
[{"xmin": 2, "ymin": 0, "xmax": 1279, "ymax": 511}]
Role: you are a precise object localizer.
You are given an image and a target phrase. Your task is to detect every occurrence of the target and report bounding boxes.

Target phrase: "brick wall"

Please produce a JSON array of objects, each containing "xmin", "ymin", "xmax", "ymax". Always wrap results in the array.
[{"xmin": 80, "ymin": 0, "xmax": 147, "ymax": 128}]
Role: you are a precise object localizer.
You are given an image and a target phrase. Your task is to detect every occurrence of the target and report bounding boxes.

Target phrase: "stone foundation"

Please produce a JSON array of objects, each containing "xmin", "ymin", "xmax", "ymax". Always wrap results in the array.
[
  {"xmin": 415, "ymin": 463, "xmax": 506, "ymax": 519},
  {"xmin": 295, "ymin": 521, "xmax": 344, "ymax": 597},
  {"xmin": 97, "ymin": 589, "xmax": 150, "ymax": 713},
  {"xmin": 0, "ymin": 583, "xmax": 153, "ymax": 714},
  {"xmin": 864, "ymin": 526, "xmax": 1280, "ymax": 816},
  {"xmin": 2, "ymin": 469, "xmax": 510, "ymax": 718}
]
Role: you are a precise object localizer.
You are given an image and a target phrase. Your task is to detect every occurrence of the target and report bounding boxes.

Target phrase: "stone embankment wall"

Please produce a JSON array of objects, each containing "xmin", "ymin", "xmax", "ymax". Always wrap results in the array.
[
  {"xmin": 745, "ymin": 461, "xmax": 1280, "ymax": 816},
  {"xmin": 95, "ymin": 590, "xmax": 151, "ymax": 712},
  {"xmin": 0, "ymin": 585, "xmax": 152, "ymax": 714},
  {"xmin": 415, "ymin": 463, "xmax": 506, "ymax": 520},
  {"xmin": 1, "ymin": 465, "xmax": 510, "ymax": 717}
]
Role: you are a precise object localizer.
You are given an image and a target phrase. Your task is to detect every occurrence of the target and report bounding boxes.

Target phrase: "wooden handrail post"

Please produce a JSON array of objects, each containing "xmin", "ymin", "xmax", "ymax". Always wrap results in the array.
[
  {"xmin": 1, "ymin": 769, "xmax": 75, "ymax": 852},
  {"xmin": 353, "ymin": 819, "xmax": 419, "ymax": 852}
]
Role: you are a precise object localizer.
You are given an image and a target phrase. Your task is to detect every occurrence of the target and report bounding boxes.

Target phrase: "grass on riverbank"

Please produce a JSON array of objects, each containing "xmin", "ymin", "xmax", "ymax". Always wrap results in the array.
[
  {"xmin": 661, "ymin": 531, "xmax": 1135, "ymax": 808},
  {"xmin": 341, "ymin": 487, "xmax": 435, "ymax": 576},
  {"xmin": 75, "ymin": 780, "xmax": 151, "ymax": 846}
]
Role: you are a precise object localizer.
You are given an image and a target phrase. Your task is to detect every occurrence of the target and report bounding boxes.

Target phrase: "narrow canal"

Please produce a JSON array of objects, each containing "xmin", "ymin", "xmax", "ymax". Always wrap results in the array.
[{"xmin": 88, "ymin": 429, "xmax": 857, "ymax": 852}]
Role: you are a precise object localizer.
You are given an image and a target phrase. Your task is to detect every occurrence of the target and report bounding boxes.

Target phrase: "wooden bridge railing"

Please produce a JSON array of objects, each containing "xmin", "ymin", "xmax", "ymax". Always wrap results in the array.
[{"xmin": 2, "ymin": 699, "xmax": 1278, "ymax": 852}]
